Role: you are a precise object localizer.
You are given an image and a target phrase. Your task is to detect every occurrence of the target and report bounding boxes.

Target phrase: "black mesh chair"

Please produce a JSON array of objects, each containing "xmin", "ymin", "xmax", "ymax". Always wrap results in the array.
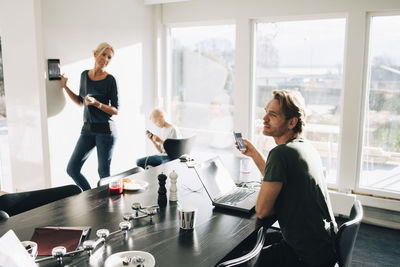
[
  {"xmin": 216, "ymin": 227, "xmax": 266, "ymax": 267},
  {"xmin": 97, "ymin": 166, "xmax": 144, "ymax": 187},
  {"xmin": 335, "ymin": 200, "xmax": 363, "ymax": 267},
  {"xmin": 163, "ymin": 135, "xmax": 196, "ymax": 160},
  {"xmin": 0, "ymin": 184, "xmax": 82, "ymax": 218}
]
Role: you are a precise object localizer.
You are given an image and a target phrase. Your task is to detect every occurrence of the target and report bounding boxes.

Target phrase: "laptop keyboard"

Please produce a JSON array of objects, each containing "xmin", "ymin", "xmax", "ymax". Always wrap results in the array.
[{"xmin": 217, "ymin": 189, "xmax": 255, "ymax": 204}]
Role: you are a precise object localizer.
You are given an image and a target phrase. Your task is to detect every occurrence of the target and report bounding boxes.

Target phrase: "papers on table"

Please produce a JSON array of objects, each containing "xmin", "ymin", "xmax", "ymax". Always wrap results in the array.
[{"xmin": 0, "ymin": 230, "xmax": 36, "ymax": 267}]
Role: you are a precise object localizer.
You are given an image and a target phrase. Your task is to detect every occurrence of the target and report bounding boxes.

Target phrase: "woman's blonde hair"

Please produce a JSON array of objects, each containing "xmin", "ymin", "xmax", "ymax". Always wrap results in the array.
[{"xmin": 94, "ymin": 42, "xmax": 114, "ymax": 56}]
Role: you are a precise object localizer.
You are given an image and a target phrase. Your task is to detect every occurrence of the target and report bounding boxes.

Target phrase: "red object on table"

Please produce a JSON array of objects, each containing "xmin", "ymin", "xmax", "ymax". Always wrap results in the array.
[
  {"xmin": 31, "ymin": 227, "xmax": 85, "ymax": 255},
  {"xmin": 109, "ymin": 184, "xmax": 122, "ymax": 195}
]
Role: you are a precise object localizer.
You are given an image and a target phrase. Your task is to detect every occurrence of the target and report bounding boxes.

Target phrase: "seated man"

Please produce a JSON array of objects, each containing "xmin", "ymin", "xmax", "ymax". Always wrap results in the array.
[
  {"xmin": 239, "ymin": 90, "xmax": 337, "ymax": 267},
  {"xmin": 136, "ymin": 108, "xmax": 181, "ymax": 169}
]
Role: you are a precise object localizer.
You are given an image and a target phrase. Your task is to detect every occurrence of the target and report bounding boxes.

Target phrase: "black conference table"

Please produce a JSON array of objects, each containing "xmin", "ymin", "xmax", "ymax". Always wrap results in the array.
[{"xmin": 0, "ymin": 158, "xmax": 275, "ymax": 266}]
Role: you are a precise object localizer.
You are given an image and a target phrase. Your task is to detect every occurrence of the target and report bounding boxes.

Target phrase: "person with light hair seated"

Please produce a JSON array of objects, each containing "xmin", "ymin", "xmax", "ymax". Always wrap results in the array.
[{"xmin": 136, "ymin": 108, "xmax": 181, "ymax": 169}]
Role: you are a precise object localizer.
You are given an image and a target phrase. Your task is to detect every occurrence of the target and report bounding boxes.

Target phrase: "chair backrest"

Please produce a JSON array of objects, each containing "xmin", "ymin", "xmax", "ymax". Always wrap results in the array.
[
  {"xmin": 216, "ymin": 227, "xmax": 266, "ymax": 267},
  {"xmin": 0, "ymin": 210, "xmax": 10, "ymax": 222},
  {"xmin": 97, "ymin": 166, "xmax": 144, "ymax": 187},
  {"xmin": 163, "ymin": 135, "xmax": 196, "ymax": 160},
  {"xmin": 0, "ymin": 184, "xmax": 82, "ymax": 217},
  {"xmin": 335, "ymin": 200, "xmax": 363, "ymax": 267}
]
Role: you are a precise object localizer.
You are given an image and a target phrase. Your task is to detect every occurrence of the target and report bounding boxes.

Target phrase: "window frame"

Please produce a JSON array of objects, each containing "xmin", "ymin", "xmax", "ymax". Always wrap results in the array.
[
  {"xmin": 355, "ymin": 11, "xmax": 400, "ymax": 200},
  {"xmin": 162, "ymin": 13, "xmax": 400, "ymax": 201},
  {"xmin": 251, "ymin": 15, "xmax": 348, "ymax": 189}
]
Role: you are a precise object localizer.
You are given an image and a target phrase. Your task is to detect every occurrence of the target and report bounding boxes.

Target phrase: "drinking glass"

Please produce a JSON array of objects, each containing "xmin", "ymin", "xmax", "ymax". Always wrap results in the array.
[{"xmin": 109, "ymin": 180, "xmax": 123, "ymax": 195}]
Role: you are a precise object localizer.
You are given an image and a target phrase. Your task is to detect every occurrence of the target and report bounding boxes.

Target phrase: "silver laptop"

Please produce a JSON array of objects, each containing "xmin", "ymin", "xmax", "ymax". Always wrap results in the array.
[{"xmin": 194, "ymin": 156, "xmax": 259, "ymax": 213}]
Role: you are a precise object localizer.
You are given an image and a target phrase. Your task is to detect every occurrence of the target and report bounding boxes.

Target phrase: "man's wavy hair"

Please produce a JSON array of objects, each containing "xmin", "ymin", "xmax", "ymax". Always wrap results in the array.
[{"xmin": 272, "ymin": 89, "xmax": 306, "ymax": 134}]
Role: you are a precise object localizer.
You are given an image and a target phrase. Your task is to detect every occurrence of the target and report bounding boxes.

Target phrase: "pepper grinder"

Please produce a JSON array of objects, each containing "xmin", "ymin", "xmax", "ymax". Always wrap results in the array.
[{"xmin": 157, "ymin": 172, "xmax": 168, "ymax": 206}]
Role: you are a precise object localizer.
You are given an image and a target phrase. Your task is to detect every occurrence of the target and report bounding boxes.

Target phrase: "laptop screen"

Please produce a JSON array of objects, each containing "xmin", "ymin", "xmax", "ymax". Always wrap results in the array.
[{"xmin": 195, "ymin": 157, "xmax": 237, "ymax": 200}]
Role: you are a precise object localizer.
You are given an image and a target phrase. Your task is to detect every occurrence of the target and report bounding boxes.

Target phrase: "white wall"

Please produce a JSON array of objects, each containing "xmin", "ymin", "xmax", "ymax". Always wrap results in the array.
[
  {"xmin": 0, "ymin": 0, "xmax": 156, "ymax": 191},
  {"xmin": 0, "ymin": 0, "xmax": 50, "ymax": 192},
  {"xmin": 42, "ymin": 0, "xmax": 156, "ymax": 188}
]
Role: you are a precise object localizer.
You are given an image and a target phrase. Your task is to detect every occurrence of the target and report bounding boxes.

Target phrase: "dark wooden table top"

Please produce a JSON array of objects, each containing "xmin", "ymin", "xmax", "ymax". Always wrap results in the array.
[{"xmin": 0, "ymin": 158, "xmax": 274, "ymax": 267}]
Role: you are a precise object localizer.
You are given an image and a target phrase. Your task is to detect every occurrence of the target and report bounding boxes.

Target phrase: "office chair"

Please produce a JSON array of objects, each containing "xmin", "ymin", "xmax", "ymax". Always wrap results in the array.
[
  {"xmin": 0, "ymin": 210, "xmax": 10, "ymax": 222},
  {"xmin": 0, "ymin": 184, "xmax": 82, "ymax": 217},
  {"xmin": 97, "ymin": 166, "xmax": 144, "ymax": 187},
  {"xmin": 163, "ymin": 135, "xmax": 196, "ymax": 160},
  {"xmin": 335, "ymin": 200, "xmax": 363, "ymax": 267},
  {"xmin": 216, "ymin": 227, "xmax": 266, "ymax": 267}
]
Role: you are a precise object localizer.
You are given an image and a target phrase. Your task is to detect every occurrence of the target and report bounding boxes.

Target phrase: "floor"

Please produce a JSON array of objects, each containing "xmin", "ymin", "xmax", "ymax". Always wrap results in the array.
[{"xmin": 345, "ymin": 219, "xmax": 400, "ymax": 267}]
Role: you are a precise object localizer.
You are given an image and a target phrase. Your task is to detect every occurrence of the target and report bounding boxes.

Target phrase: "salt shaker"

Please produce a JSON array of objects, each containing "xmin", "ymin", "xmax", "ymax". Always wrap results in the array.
[{"xmin": 169, "ymin": 170, "xmax": 178, "ymax": 201}]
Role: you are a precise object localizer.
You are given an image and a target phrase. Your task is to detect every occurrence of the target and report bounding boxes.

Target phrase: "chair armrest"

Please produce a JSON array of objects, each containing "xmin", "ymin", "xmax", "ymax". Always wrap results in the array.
[{"xmin": 216, "ymin": 227, "xmax": 266, "ymax": 267}]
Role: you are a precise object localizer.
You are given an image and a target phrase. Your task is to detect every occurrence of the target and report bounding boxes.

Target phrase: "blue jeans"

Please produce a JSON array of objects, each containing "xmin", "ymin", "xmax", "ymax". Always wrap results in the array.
[
  {"xmin": 136, "ymin": 154, "xmax": 171, "ymax": 169},
  {"xmin": 67, "ymin": 131, "xmax": 116, "ymax": 191}
]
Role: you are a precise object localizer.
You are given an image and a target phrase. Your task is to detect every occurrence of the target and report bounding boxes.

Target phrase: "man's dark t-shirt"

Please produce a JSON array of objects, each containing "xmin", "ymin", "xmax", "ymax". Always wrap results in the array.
[{"xmin": 264, "ymin": 137, "xmax": 337, "ymax": 265}]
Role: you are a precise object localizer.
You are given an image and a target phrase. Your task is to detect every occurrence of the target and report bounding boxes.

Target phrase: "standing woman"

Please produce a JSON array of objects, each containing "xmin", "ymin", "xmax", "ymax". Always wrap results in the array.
[{"xmin": 61, "ymin": 42, "xmax": 119, "ymax": 191}]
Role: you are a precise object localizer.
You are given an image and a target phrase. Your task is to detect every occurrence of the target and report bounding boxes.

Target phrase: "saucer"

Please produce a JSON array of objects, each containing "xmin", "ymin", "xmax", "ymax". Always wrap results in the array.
[
  {"xmin": 123, "ymin": 179, "xmax": 149, "ymax": 191},
  {"xmin": 104, "ymin": 250, "xmax": 155, "ymax": 267}
]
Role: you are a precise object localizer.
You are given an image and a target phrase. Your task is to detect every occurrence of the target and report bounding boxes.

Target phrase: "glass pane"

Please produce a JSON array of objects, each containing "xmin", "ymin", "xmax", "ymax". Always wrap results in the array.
[
  {"xmin": 360, "ymin": 15, "xmax": 400, "ymax": 194},
  {"xmin": 254, "ymin": 19, "xmax": 346, "ymax": 183},
  {"xmin": 170, "ymin": 25, "xmax": 235, "ymax": 150},
  {"xmin": 0, "ymin": 37, "xmax": 11, "ymax": 191}
]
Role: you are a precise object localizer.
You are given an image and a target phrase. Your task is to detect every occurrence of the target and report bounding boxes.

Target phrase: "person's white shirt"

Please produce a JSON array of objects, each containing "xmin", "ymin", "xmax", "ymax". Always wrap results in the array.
[
  {"xmin": 157, "ymin": 125, "xmax": 181, "ymax": 140},
  {"xmin": 156, "ymin": 125, "xmax": 182, "ymax": 154}
]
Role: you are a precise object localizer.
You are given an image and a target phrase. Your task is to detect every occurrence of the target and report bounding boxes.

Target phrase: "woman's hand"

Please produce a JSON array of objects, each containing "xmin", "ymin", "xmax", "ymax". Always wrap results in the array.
[
  {"xmin": 60, "ymin": 74, "xmax": 82, "ymax": 106},
  {"xmin": 60, "ymin": 74, "xmax": 68, "ymax": 89},
  {"xmin": 84, "ymin": 95, "xmax": 97, "ymax": 106}
]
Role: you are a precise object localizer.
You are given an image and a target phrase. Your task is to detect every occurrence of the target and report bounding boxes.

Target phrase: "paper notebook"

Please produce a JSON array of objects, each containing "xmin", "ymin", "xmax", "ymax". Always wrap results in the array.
[{"xmin": 30, "ymin": 226, "xmax": 90, "ymax": 255}]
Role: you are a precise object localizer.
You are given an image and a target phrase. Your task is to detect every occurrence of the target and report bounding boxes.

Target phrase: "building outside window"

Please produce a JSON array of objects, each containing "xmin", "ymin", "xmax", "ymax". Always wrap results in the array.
[{"xmin": 253, "ymin": 18, "xmax": 346, "ymax": 184}]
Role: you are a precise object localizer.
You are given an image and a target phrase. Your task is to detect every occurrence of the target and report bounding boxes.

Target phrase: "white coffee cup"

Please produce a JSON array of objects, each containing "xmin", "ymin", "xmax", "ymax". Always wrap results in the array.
[
  {"xmin": 21, "ymin": 241, "xmax": 38, "ymax": 259},
  {"xmin": 178, "ymin": 205, "xmax": 197, "ymax": 230}
]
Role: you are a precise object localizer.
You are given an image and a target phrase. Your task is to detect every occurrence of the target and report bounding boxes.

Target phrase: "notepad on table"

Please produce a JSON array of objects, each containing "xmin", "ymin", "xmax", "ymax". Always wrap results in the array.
[{"xmin": 30, "ymin": 226, "xmax": 90, "ymax": 255}]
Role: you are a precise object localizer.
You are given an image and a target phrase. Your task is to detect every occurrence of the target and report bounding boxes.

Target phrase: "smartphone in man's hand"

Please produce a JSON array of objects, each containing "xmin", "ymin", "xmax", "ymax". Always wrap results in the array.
[{"xmin": 233, "ymin": 132, "xmax": 247, "ymax": 151}]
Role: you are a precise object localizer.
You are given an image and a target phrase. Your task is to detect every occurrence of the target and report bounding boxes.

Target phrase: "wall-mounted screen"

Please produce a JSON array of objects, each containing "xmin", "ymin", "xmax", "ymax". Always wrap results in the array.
[{"xmin": 48, "ymin": 59, "xmax": 60, "ymax": 80}]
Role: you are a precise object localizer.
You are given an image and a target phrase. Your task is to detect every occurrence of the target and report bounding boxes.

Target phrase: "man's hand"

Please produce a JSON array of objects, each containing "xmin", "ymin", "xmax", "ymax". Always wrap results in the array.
[
  {"xmin": 152, "ymin": 135, "xmax": 162, "ymax": 143},
  {"xmin": 146, "ymin": 131, "xmax": 153, "ymax": 139},
  {"xmin": 240, "ymin": 138, "xmax": 257, "ymax": 157},
  {"xmin": 236, "ymin": 138, "xmax": 266, "ymax": 175}
]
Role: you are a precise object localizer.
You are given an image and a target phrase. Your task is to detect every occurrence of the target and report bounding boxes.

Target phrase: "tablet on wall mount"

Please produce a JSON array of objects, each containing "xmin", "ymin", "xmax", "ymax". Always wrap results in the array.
[{"xmin": 48, "ymin": 59, "xmax": 60, "ymax": 80}]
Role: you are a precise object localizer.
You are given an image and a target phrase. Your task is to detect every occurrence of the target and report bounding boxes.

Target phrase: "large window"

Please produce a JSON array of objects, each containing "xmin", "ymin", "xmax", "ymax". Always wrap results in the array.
[
  {"xmin": 360, "ymin": 15, "xmax": 400, "ymax": 195},
  {"xmin": 169, "ymin": 24, "xmax": 235, "ymax": 150},
  {"xmin": 0, "ymin": 37, "xmax": 11, "ymax": 191},
  {"xmin": 253, "ymin": 18, "xmax": 346, "ymax": 184}
]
